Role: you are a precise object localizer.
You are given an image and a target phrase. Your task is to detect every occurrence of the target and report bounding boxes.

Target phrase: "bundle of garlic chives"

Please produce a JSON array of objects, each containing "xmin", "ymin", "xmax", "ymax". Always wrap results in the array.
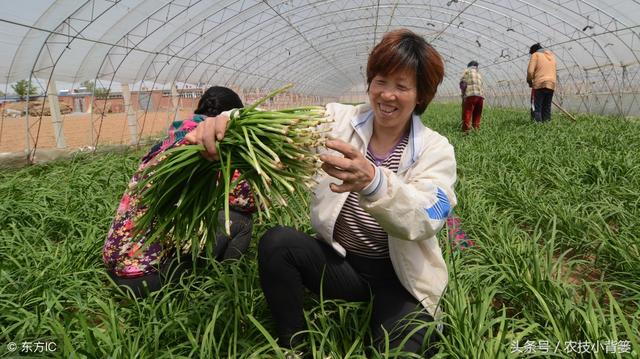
[{"xmin": 133, "ymin": 84, "xmax": 331, "ymax": 251}]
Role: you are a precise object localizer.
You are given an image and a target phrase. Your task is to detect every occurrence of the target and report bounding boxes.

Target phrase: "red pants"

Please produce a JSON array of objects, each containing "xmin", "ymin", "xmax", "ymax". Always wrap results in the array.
[{"xmin": 462, "ymin": 96, "xmax": 484, "ymax": 132}]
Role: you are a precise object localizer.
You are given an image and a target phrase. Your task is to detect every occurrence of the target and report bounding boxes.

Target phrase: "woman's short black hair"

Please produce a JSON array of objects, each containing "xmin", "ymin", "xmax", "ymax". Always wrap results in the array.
[
  {"xmin": 467, "ymin": 60, "xmax": 479, "ymax": 67},
  {"xmin": 529, "ymin": 43, "xmax": 542, "ymax": 54},
  {"xmin": 194, "ymin": 86, "xmax": 243, "ymax": 117}
]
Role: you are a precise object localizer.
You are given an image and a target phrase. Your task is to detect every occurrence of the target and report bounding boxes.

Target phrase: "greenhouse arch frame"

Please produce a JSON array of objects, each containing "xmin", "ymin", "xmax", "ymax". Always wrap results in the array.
[{"xmin": 0, "ymin": 0, "xmax": 638, "ymax": 159}]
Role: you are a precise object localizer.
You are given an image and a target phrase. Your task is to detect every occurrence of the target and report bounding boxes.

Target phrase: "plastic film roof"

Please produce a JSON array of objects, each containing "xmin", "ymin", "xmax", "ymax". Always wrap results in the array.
[{"xmin": 1, "ymin": 0, "xmax": 639, "ymax": 113}]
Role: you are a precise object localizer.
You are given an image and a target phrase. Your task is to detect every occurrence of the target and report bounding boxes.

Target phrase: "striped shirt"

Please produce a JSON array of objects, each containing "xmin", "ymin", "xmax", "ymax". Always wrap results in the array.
[{"xmin": 333, "ymin": 134, "xmax": 409, "ymax": 258}]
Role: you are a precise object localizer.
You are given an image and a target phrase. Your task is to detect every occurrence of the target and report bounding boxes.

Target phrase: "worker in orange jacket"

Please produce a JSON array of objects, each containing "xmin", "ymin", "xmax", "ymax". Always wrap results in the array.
[{"xmin": 527, "ymin": 43, "xmax": 557, "ymax": 122}]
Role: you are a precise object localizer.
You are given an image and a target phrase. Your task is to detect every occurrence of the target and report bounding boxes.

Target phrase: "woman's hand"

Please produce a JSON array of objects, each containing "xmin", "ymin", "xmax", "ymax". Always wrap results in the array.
[
  {"xmin": 184, "ymin": 115, "xmax": 229, "ymax": 161},
  {"xmin": 320, "ymin": 139, "xmax": 375, "ymax": 193}
]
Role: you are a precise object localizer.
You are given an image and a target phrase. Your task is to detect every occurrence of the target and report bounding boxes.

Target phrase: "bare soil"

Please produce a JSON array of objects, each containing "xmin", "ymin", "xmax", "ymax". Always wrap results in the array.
[{"xmin": 0, "ymin": 110, "xmax": 192, "ymax": 153}]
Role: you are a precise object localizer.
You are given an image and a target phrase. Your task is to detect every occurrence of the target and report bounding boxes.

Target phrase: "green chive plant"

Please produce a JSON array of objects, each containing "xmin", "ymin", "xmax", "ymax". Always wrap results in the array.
[
  {"xmin": 1, "ymin": 103, "xmax": 638, "ymax": 358},
  {"xmin": 134, "ymin": 84, "xmax": 331, "ymax": 253}
]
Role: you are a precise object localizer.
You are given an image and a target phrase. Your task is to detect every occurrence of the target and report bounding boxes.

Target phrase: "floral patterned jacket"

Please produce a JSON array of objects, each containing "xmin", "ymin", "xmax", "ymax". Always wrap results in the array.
[{"xmin": 102, "ymin": 114, "xmax": 255, "ymax": 278}]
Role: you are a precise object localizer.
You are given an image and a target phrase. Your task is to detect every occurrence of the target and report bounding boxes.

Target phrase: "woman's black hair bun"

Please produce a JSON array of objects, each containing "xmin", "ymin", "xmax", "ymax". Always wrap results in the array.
[{"xmin": 194, "ymin": 86, "xmax": 243, "ymax": 117}]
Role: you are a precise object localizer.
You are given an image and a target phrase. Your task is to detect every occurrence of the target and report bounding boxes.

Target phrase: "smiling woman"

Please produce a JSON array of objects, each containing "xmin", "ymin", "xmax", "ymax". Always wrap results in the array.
[
  {"xmin": 368, "ymin": 69, "xmax": 417, "ymax": 137},
  {"xmin": 366, "ymin": 29, "xmax": 445, "ymax": 164},
  {"xmin": 258, "ymin": 29, "xmax": 455, "ymax": 357},
  {"xmin": 185, "ymin": 28, "xmax": 457, "ymax": 357}
]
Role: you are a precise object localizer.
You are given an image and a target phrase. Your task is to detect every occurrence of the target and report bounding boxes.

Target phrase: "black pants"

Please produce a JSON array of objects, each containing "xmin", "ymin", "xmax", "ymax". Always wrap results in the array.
[
  {"xmin": 258, "ymin": 226, "xmax": 438, "ymax": 356},
  {"xmin": 533, "ymin": 88, "xmax": 554, "ymax": 122},
  {"xmin": 110, "ymin": 209, "xmax": 253, "ymax": 297},
  {"xmin": 213, "ymin": 209, "xmax": 254, "ymax": 261},
  {"xmin": 108, "ymin": 253, "xmax": 195, "ymax": 297}
]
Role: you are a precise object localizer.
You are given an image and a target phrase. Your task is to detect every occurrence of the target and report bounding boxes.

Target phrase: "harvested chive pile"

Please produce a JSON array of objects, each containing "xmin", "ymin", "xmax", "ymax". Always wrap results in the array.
[{"xmin": 134, "ymin": 84, "xmax": 331, "ymax": 250}]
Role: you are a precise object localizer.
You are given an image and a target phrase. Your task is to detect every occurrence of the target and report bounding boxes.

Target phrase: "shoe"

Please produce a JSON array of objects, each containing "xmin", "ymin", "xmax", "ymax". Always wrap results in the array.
[{"xmin": 284, "ymin": 350, "xmax": 304, "ymax": 359}]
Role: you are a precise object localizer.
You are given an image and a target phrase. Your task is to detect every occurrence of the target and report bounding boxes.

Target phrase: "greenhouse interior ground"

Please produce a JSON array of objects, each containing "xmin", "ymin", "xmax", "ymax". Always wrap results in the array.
[{"xmin": 1, "ymin": 1, "xmax": 639, "ymax": 358}]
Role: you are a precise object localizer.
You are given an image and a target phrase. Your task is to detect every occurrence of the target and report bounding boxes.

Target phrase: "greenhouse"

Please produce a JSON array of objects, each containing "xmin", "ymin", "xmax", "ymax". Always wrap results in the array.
[{"xmin": 1, "ymin": 1, "xmax": 638, "ymax": 358}]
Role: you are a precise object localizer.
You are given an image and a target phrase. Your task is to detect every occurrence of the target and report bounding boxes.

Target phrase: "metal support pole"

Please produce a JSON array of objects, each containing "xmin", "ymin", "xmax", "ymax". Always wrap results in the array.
[
  {"xmin": 171, "ymin": 83, "xmax": 179, "ymax": 119},
  {"xmin": 47, "ymin": 80, "xmax": 66, "ymax": 148},
  {"xmin": 121, "ymin": 84, "xmax": 139, "ymax": 145}
]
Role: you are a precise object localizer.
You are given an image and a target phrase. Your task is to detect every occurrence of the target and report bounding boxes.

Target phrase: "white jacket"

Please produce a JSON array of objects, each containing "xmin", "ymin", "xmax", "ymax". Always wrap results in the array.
[{"xmin": 311, "ymin": 102, "xmax": 457, "ymax": 317}]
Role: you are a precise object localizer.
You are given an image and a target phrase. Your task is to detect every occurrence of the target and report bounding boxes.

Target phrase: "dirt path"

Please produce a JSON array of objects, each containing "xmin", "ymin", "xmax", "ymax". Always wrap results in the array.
[{"xmin": 0, "ymin": 110, "xmax": 192, "ymax": 153}]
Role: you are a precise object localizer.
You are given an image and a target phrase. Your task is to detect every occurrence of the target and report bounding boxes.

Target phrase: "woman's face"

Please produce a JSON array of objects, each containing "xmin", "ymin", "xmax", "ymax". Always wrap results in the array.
[{"xmin": 368, "ymin": 69, "xmax": 418, "ymax": 131}]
